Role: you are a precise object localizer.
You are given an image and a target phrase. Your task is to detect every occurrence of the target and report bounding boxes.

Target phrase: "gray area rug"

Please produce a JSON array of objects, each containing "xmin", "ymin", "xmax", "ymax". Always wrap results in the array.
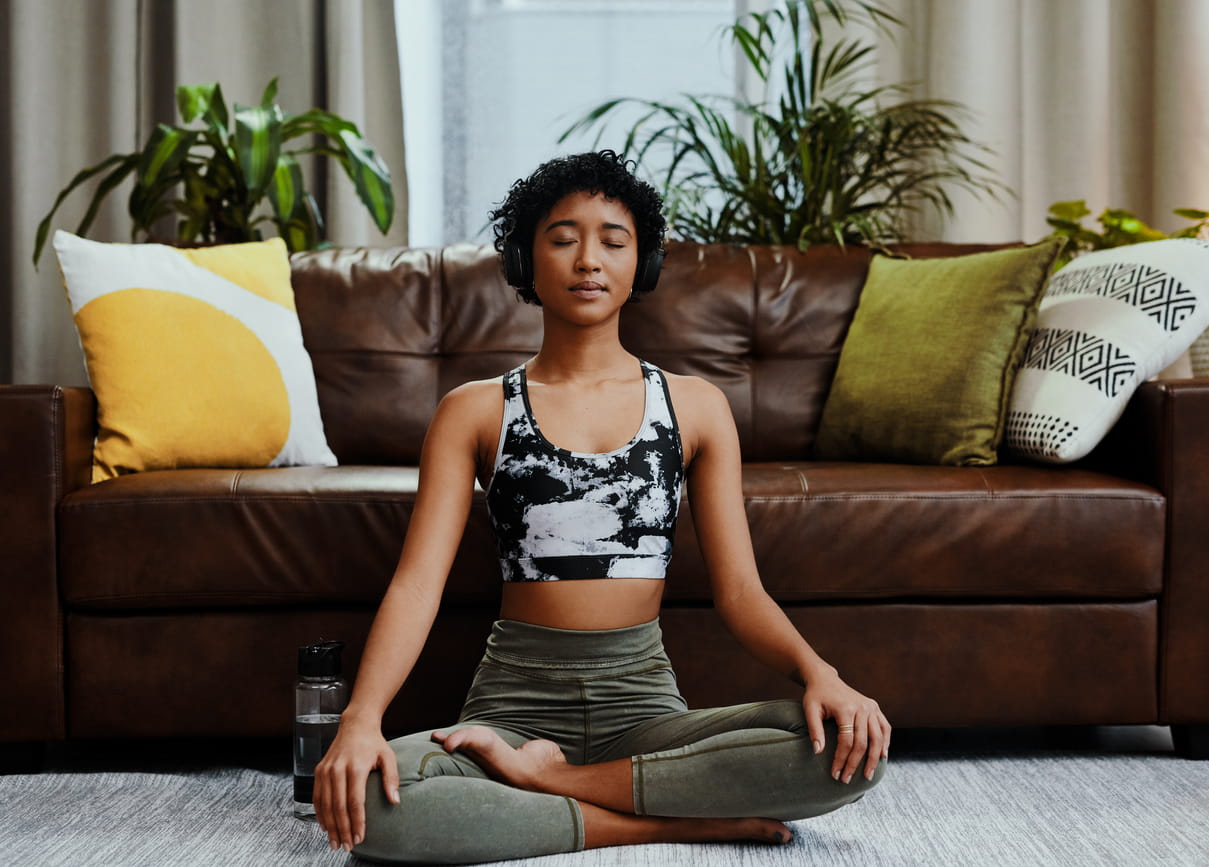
[{"xmin": 1, "ymin": 728, "xmax": 1206, "ymax": 866}]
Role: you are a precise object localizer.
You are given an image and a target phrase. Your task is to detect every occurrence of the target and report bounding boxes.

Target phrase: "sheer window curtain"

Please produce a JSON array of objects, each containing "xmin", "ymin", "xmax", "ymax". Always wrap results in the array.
[
  {"xmin": 872, "ymin": 0, "xmax": 1209, "ymax": 244},
  {"xmin": 1, "ymin": 0, "xmax": 406, "ymax": 386}
]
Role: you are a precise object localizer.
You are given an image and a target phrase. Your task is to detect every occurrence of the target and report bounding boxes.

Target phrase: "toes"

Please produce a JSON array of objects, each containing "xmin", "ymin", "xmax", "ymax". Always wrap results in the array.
[
  {"xmin": 764, "ymin": 821, "xmax": 792, "ymax": 844},
  {"xmin": 433, "ymin": 726, "xmax": 491, "ymax": 755}
]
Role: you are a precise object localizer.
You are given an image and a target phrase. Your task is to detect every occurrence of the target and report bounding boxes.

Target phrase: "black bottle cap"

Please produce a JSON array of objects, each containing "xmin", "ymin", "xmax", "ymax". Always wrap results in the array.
[{"xmin": 298, "ymin": 640, "xmax": 344, "ymax": 678}]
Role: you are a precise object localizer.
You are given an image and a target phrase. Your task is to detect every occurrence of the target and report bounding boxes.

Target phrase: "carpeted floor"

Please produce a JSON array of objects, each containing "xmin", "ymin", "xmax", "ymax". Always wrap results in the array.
[{"xmin": 1, "ymin": 727, "xmax": 1206, "ymax": 866}]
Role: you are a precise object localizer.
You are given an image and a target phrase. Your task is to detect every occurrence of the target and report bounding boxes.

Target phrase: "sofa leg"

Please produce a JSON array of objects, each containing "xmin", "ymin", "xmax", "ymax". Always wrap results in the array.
[
  {"xmin": 0, "ymin": 741, "xmax": 47, "ymax": 774},
  {"xmin": 1171, "ymin": 725, "xmax": 1209, "ymax": 759}
]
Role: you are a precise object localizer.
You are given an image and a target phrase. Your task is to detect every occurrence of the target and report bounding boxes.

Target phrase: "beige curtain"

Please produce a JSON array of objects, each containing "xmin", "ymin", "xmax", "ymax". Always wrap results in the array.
[
  {"xmin": 1, "ymin": 0, "xmax": 407, "ymax": 386},
  {"xmin": 873, "ymin": 0, "xmax": 1209, "ymax": 244}
]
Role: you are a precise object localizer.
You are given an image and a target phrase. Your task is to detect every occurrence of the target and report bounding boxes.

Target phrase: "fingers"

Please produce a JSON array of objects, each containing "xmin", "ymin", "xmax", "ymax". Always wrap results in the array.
[
  {"xmin": 315, "ymin": 756, "xmax": 379, "ymax": 853},
  {"xmin": 803, "ymin": 702, "xmax": 827, "ymax": 755},
  {"xmin": 313, "ymin": 762, "xmax": 337, "ymax": 851},
  {"xmin": 314, "ymin": 757, "xmax": 346, "ymax": 850},
  {"xmin": 329, "ymin": 763, "xmax": 353, "ymax": 851},
  {"xmin": 860, "ymin": 713, "xmax": 885, "ymax": 781},
  {"xmin": 380, "ymin": 745, "xmax": 402, "ymax": 806},
  {"xmin": 829, "ymin": 705, "xmax": 891, "ymax": 784},
  {"xmin": 831, "ymin": 714, "xmax": 864, "ymax": 783},
  {"xmin": 344, "ymin": 764, "xmax": 366, "ymax": 851}
]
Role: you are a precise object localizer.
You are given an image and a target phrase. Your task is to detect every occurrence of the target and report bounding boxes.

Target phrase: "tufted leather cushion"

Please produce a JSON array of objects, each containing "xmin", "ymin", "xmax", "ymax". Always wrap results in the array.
[{"xmin": 290, "ymin": 241, "xmax": 1015, "ymax": 465}]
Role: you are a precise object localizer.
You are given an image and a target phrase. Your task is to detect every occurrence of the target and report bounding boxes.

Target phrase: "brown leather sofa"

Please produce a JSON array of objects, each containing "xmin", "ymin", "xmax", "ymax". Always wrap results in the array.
[{"xmin": 4, "ymin": 241, "xmax": 1207, "ymax": 759}]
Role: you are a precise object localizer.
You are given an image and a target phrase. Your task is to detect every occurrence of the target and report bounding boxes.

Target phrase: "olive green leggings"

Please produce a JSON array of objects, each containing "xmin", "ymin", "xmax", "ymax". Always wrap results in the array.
[{"xmin": 354, "ymin": 618, "xmax": 883, "ymax": 864}]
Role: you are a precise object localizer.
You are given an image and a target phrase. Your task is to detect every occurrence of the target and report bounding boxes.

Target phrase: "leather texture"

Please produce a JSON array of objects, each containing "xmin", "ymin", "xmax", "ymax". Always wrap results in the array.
[
  {"xmin": 1, "ymin": 240, "xmax": 1200, "ymax": 742},
  {"xmin": 58, "ymin": 461, "xmax": 1163, "ymax": 609},
  {"xmin": 1138, "ymin": 381, "xmax": 1209, "ymax": 724},
  {"xmin": 660, "ymin": 603, "xmax": 1159, "ymax": 727},
  {"xmin": 65, "ymin": 608, "xmax": 497, "ymax": 738},
  {"xmin": 0, "ymin": 386, "xmax": 94, "ymax": 740}
]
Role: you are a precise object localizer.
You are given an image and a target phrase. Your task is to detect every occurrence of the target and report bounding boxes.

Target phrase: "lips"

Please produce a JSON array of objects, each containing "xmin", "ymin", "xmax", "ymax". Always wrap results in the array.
[{"xmin": 569, "ymin": 281, "xmax": 606, "ymax": 299}]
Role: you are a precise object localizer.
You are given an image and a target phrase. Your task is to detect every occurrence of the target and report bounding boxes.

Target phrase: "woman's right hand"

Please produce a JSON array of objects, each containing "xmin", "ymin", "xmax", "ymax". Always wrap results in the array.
[{"xmin": 313, "ymin": 716, "xmax": 401, "ymax": 853}]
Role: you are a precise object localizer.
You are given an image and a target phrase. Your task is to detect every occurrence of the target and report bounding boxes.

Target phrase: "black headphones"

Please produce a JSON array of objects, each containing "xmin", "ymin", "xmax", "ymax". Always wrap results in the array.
[{"xmin": 503, "ymin": 236, "xmax": 665, "ymax": 297}]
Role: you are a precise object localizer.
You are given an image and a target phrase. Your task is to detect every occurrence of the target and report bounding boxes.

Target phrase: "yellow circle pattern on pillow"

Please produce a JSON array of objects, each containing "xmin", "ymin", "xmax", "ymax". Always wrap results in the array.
[
  {"xmin": 74, "ymin": 289, "xmax": 290, "ymax": 476},
  {"xmin": 53, "ymin": 231, "xmax": 338, "ymax": 483}
]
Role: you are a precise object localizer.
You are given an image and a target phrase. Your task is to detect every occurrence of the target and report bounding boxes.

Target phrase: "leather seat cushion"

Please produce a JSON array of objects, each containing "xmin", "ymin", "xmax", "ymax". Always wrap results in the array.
[
  {"xmin": 59, "ymin": 463, "xmax": 1164, "ymax": 611},
  {"xmin": 59, "ymin": 467, "xmax": 499, "ymax": 610},
  {"xmin": 665, "ymin": 462, "xmax": 1165, "ymax": 601}
]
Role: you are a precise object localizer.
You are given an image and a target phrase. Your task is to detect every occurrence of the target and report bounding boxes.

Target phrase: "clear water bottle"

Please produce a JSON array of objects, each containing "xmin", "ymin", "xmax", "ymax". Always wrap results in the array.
[{"xmin": 293, "ymin": 640, "xmax": 348, "ymax": 820}]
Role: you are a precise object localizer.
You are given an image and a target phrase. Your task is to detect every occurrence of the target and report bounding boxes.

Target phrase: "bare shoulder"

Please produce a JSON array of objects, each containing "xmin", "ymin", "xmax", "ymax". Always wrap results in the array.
[
  {"xmin": 662, "ymin": 371, "xmax": 736, "ymax": 465},
  {"xmin": 440, "ymin": 376, "xmax": 504, "ymax": 413},
  {"xmin": 663, "ymin": 371, "xmax": 731, "ymax": 420},
  {"xmin": 428, "ymin": 376, "xmax": 504, "ymax": 442}
]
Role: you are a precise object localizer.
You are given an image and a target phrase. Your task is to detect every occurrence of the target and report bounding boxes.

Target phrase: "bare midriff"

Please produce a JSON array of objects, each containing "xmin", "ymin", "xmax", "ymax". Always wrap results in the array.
[{"xmin": 499, "ymin": 578, "xmax": 665, "ymax": 630}]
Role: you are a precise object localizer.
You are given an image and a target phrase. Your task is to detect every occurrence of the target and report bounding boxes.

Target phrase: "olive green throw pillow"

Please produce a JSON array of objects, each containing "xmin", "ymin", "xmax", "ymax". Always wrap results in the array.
[{"xmin": 815, "ymin": 240, "xmax": 1062, "ymax": 466}]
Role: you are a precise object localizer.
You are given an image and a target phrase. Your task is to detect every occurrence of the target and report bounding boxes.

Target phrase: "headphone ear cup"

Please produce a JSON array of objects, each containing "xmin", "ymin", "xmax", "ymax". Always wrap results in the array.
[
  {"xmin": 633, "ymin": 248, "xmax": 665, "ymax": 296},
  {"xmin": 503, "ymin": 239, "xmax": 531, "ymax": 289}
]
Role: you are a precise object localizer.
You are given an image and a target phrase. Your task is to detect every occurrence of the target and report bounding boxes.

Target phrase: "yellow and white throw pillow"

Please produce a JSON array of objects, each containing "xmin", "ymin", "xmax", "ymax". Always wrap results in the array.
[{"xmin": 54, "ymin": 231, "xmax": 337, "ymax": 483}]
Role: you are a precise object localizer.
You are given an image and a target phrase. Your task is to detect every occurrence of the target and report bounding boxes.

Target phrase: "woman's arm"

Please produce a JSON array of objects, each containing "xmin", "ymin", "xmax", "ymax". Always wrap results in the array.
[
  {"xmin": 313, "ymin": 381, "xmax": 494, "ymax": 853},
  {"xmin": 676, "ymin": 377, "xmax": 890, "ymax": 784}
]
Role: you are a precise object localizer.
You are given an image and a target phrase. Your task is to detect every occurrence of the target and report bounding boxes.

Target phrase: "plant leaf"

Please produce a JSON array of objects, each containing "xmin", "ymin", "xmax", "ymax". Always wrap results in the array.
[
  {"xmin": 234, "ymin": 103, "xmax": 283, "ymax": 201},
  {"xmin": 32, "ymin": 153, "xmax": 138, "ymax": 265},
  {"xmin": 267, "ymin": 152, "xmax": 304, "ymax": 224},
  {"xmin": 281, "ymin": 108, "xmax": 361, "ymax": 142},
  {"xmin": 330, "ymin": 128, "xmax": 395, "ymax": 233},
  {"xmin": 260, "ymin": 77, "xmax": 279, "ymax": 109},
  {"xmin": 1048, "ymin": 199, "xmax": 1091, "ymax": 222},
  {"xmin": 136, "ymin": 124, "xmax": 195, "ymax": 190},
  {"xmin": 176, "ymin": 82, "xmax": 229, "ymax": 138}
]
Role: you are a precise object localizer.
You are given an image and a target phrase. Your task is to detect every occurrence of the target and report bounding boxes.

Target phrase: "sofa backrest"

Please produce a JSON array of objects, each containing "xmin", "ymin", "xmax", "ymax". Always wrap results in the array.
[{"xmin": 290, "ymin": 240, "xmax": 1007, "ymax": 464}]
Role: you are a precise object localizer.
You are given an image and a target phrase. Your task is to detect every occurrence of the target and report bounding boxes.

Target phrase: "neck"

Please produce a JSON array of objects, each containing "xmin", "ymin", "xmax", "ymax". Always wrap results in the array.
[{"xmin": 530, "ymin": 314, "xmax": 635, "ymax": 382}]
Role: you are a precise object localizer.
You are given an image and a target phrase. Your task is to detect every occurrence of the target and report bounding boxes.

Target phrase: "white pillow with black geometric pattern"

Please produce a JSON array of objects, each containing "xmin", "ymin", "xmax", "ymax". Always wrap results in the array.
[{"xmin": 1005, "ymin": 238, "xmax": 1209, "ymax": 463}]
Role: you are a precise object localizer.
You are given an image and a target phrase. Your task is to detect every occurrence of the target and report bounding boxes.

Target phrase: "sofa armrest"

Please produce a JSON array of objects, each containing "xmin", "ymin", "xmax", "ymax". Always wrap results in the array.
[
  {"xmin": 0, "ymin": 385, "xmax": 95, "ymax": 741},
  {"xmin": 1109, "ymin": 379, "xmax": 1209, "ymax": 723}
]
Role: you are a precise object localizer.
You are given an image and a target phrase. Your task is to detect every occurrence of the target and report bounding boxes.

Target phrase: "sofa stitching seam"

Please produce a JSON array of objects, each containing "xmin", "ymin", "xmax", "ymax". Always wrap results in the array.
[
  {"xmin": 744, "ymin": 494, "xmax": 1164, "ymax": 503},
  {"xmin": 60, "ymin": 496, "xmax": 415, "ymax": 508}
]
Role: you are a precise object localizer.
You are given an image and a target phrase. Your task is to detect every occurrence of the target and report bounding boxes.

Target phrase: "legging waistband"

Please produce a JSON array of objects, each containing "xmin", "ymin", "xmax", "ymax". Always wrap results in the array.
[{"xmin": 484, "ymin": 618, "xmax": 666, "ymax": 671}]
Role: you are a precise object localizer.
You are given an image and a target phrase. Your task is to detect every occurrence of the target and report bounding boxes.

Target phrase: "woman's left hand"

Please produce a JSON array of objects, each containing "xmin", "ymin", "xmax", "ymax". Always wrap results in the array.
[{"xmin": 802, "ymin": 672, "xmax": 891, "ymax": 784}]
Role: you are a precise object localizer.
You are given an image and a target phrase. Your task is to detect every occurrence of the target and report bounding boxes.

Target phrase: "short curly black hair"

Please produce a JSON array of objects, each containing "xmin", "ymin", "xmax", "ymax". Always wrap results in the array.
[{"xmin": 490, "ymin": 150, "xmax": 667, "ymax": 305}]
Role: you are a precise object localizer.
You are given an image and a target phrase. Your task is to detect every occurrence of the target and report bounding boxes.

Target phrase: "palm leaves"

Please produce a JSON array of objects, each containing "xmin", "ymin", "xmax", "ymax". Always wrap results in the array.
[
  {"xmin": 34, "ymin": 78, "xmax": 393, "ymax": 265},
  {"xmin": 560, "ymin": 0, "xmax": 1003, "ymax": 249}
]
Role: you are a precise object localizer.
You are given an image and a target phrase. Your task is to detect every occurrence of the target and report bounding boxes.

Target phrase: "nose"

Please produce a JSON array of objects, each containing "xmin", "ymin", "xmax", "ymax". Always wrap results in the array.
[{"xmin": 576, "ymin": 247, "xmax": 601, "ymax": 272}]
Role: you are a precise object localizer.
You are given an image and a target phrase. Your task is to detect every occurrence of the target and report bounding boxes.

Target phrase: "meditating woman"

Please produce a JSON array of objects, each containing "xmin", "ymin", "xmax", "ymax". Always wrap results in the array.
[{"xmin": 313, "ymin": 150, "xmax": 888, "ymax": 863}]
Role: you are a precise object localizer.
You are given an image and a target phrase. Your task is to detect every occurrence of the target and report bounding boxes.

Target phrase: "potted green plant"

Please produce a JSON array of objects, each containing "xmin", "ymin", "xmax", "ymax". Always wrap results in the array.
[
  {"xmin": 33, "ymin": 78, "xmax": 393, "ymax": 265},
  {"xmin": 560, "ymin": 0, "xmax": 1004, "ymax": 250},
  {"xmin": 1045, "ymin": 200, "xmax": 1209, "ymax": 269}
]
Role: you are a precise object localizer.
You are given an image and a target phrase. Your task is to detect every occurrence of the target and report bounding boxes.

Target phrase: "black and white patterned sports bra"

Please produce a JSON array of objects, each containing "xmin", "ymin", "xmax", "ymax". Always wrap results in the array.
[{"xmin": 485, "ymin": 360, "xmax": 684, "ymax": 582}]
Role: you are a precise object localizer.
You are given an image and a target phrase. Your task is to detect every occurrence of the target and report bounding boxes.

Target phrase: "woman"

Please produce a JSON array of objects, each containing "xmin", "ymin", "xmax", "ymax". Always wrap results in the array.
[{"xmin": 314, "ymin": 150, "xmax": 889, "ymax": 863}]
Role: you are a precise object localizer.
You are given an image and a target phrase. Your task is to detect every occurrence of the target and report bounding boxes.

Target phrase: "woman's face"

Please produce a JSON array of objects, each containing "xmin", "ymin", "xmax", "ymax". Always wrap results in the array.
[{"xmin": 530, "ymin": 190, "xmax": 639, "ymax": 321}]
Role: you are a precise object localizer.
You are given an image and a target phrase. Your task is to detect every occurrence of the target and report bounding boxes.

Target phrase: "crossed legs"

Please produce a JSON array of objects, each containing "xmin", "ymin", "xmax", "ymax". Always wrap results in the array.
[
  {"xmin": 432, "ymin": 726, "xmax": 794, "ymax": 849},
  {"xmin": 353, "ymin": 721, "xmax": 793, "ymax": 864}
]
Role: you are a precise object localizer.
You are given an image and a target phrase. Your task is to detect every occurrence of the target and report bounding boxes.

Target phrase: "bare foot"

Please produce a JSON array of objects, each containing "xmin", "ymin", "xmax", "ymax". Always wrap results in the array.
[
  {"xmin": 432, "ymin": 726, "xmax": 566, "ymax": 791},
  {"xmin": 577, "ymin": 802, "xmax": 793, "ymax": 849}
]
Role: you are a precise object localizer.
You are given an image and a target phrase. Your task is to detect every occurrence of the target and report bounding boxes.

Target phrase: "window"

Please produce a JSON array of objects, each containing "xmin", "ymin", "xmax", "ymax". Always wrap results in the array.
[{"xmin": 397, "ymin": 0, "xmax": 740, "ymax": 246}]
